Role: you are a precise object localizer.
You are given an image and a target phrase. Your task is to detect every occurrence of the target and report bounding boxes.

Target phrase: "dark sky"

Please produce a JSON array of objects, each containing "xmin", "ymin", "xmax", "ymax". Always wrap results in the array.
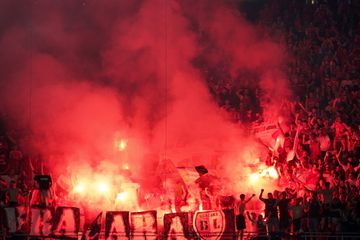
[{"xmin": 238, "ymin": 0, "xmax": 267, "ymax": 22}]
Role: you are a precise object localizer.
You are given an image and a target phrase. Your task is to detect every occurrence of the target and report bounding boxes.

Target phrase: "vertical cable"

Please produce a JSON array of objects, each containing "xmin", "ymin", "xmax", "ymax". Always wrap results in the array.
[
  {"xmin": 163, "ymin": 0, "xmax": 168, "ymax": 161},
  {"xmin": 28, "ymin": 1, "xmax": 33, "ymax": 132}
]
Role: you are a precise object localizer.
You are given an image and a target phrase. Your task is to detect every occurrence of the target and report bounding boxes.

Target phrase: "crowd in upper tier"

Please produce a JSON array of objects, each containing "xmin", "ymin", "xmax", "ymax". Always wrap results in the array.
[
  {"xmin": 208, "ymin": 0, "xmax": 359, "ymax": 125},
  {"xmin": 203, "ymin": 0, "xmax": 360, "ymax": 238}
]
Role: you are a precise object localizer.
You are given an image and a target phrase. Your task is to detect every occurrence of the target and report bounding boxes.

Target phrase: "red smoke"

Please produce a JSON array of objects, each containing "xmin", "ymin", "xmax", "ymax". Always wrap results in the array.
[{"xmin": 0, "ymin": 0, "xmax": 290, "ymax": 211}]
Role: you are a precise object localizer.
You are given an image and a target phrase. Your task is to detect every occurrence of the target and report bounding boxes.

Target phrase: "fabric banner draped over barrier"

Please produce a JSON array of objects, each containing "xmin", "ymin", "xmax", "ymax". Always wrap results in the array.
[
  {"xmin": 4, "ymin": 207, "xmax": 235, "ymax": 240},
  {"xmin": 105, "ymin": 211, "xmax": 131, "ymax": 240},
  {"xmin": 193, "ymin": 209, "xmax": 235, "ymax": 240},
  {"xmin": 163, "ymin": 212, "xmax": 192, "ymax": 240}
]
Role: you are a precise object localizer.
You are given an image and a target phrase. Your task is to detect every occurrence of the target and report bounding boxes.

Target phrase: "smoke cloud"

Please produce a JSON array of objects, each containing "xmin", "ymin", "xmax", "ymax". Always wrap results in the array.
[{"xmin": 0, "ymin": 0, "xmax": 290, "ymax": 208}]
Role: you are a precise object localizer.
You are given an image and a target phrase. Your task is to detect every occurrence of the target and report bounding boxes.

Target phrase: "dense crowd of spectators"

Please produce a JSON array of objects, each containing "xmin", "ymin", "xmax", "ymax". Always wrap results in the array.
[
  {"xmin": 266, "ymin": 0, "xmax": 359, "ymax": 104},
  {"xmin": 0, "ymin": 0, "xmax": 359, "ymax": 238},
  {"xmin": 229, "ymin": 0, "xmax": 360, "ymax": 239},
  {"xmin": 200, "ymin": 0, "xmax": 360, "ymax": 238},
  {"xmin": 208, "ymin": 0, "xmax": 360, "ymax": 124},
  {"xmin": 238, "ymin": 104, "xmax": 360, "ymax": 238},
  {"xmin": 0, "ymin": 119, "xmax": 27, "ymax": 205}
]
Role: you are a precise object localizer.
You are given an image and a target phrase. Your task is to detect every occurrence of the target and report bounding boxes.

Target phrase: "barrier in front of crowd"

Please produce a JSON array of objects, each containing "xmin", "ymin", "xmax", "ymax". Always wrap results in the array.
[
  {"xmin": 1, "ymin": 206, "xmax": 360, "ymax": 240},
  {"xmin": 2, "ymin": 232, "xmax": 360, "ymax": 240},
  {"xmin": 1, "ymin": 206, "xmax": 235, "ymax": 240}
]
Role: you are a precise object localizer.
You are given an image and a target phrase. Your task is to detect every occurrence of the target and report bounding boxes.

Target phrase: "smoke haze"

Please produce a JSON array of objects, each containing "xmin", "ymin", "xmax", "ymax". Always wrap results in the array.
[{"xmin": 0, "ymin": 0, "xmax": 290, "ymax": 205}]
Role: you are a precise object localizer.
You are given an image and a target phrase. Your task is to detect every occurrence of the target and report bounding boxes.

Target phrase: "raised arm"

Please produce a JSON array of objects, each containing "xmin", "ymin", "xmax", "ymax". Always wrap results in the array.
[
  {"xmin": 335, "ymin": 147, "xmax": 347, "ymax": 171},
  {"xmin": 323, "ymin": 151, "xmax": 330, "ymax": 163},
  {"xmin": 246, "ymin": 194, "xmax": 256, "ymax": 204},
  {"xmin": 246, "ymin": 211, "xmax": 256, "ymax": 224},
  {"xmin": 293, "ymin": 125, "xmax": 301, "ymax": 153},
  {"xmin": 298, "ymin": 102, "xmax": 309, "ymax": 115},
  {"xmin": 259, "ymin": 189, "xmax": 265, "ymax": 201},
  {"xmin": 336, "ymin": 147, "xmax": 342, "ymax": 160}
]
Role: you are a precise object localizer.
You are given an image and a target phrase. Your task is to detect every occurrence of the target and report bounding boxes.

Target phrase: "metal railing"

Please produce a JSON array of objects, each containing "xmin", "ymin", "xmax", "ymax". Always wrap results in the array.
[{"xmin": 2, "ymin": 231, "xmax": 360, "ymax": 240}]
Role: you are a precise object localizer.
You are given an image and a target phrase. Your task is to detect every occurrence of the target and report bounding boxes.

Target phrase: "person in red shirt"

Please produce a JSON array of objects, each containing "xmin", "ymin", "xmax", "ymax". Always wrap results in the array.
[
  {"xmin": 331, "ymin": 116, "xmax": 351, "ymax": 151},
  {"xmin": 304, "ymin": 134, "xmax": 321, "ymax": 163}
]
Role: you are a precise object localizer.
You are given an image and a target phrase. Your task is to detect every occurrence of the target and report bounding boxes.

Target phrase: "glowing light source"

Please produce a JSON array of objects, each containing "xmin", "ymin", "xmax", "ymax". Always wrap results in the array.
[
  {"xmin": 97, "ymin": 182, "xmax": 109, "ymax": 193},
  {"xmin": 268, "ymin": 167, "xmax": 278, "ymax": 178},
  {"xmin": 116, "ymin": 192, "xmax": 128, "ymax": 202},
  {"xmin": 259, "ymin": 165, "xmax": 279, "ymax": 179},
  {"xmin": 249, "ymin": 173, "xmax": 259, "ymax": 184},
  {"xmin": 74, "ymin": 183, "xmax": 85, "ymax": 193},
  {"xmin": 118, "ymin": 139, "xmax": 127, "ymax": 151},
  {"xmin": 67, "ymin": 170, "xmax": 141, "ymax": 212}
]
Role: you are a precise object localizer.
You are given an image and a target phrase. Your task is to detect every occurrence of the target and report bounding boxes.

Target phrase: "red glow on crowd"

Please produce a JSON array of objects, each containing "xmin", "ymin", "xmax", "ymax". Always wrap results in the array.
[
  {"xmin": 1, "ymin": 4, "xmax": 359, "ymax": 239},
  {"xmin": 248, "ymin": 164, "xmax": 279, "ymax": 189},
  {"xmin": 0, "ymin": 0, "xmax": 290, "ymax": 214}
]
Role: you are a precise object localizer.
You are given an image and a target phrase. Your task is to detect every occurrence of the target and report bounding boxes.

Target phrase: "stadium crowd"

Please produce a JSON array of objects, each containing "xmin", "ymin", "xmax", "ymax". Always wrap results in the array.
[
  {"xmin": 212, "ymin": 0, "xmax": 360, "ymax": 124},
  {"xmin": 214, "ymin": 0, "xmax": 360, "ymax": 239},
  {"xmin": 0, "ymin": 0, "xmax": 359, "ymax": 239}
]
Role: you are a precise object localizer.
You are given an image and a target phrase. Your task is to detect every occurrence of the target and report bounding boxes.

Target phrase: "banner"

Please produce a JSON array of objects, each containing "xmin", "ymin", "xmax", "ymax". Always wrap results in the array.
[
  {"xmin": 131, "ymin": 210, "xmax": 157, "ymax": 240},
  {"xmin": 163, "ymin": 212, "xmax": 191, "ymax": 240},
  {"xmin": 5, "ymin": 207, "xmax": 236, "ymax": 239},
  {"xmin": 105, "ymin": 211, "xmax": 130, "ymax": 240},
  {"xmin": 81, "ymin": 212, "xmax": 102, "ymax": 240},
  {"xmin": 28, "ymin": 206, "xmax": 80, "ymax": 237},
  {"xmin": 177, "ymin": 168, "xmax": 201, "ymax": 186},
  {"xmin": 4, "ymin": 206, "xmax": 27, "ymax": 233},
  {"xmin": 52, "ymin": 206, "xmax": 81, "ymax": 238},
  {"xmin": 221, "ymin": 209, "xmax": 235, "ymax": 240},
  {"xmin": 193, "ymin": 209, "xmax": 235, "ymax": 240},
  {"xmin": 29, "ymin": 207, "xmax": 53, "ymax": 236}
]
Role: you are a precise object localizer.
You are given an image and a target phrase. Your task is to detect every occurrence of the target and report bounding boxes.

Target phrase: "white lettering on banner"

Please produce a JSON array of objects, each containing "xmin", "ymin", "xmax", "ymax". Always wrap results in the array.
[
  {"xmin": 54, "ymin": 208, "xmax": 76, "ymax": 236},
  {"xmin": 131, "ymin": 212, "xmax": 157, "ymax": 240},
  {"xmin": 5, "ymin": 208, "xmax": 16, "ymax": 233},
  {"xmin": 17, "ymin": 206, "xmax": 27, "ymax": 232},
  {"xmin": 30, "ymin": 208, "xmax": 52, "ymax": 236},
  {"xmin": 168, "ymin": 216, "xmax": 187, "ymax": 240},
  {"xmin": 5, "ymin": 207, "xmax": 27, "ymax": 233},
  {"xmin": 3, "ymin": 207, "xmax": 233, "ymax": 239},
  {"xmin": 193, "ymin": 211, "xmax": 225, "ymax": 240},
  {"xmin": 107, "ymin": 215, "xmax": 127, "ymax": 240}
]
